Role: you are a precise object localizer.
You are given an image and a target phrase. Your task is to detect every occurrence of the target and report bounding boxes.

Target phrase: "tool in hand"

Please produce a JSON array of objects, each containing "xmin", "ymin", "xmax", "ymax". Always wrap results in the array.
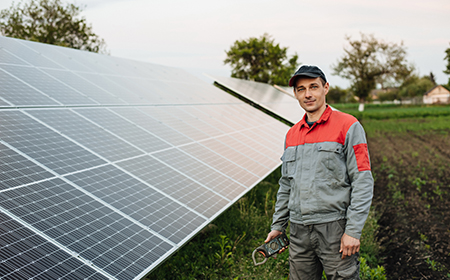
[{"xmin": 252, "ymin": 232, "xmax": 289, "ymax": 266}]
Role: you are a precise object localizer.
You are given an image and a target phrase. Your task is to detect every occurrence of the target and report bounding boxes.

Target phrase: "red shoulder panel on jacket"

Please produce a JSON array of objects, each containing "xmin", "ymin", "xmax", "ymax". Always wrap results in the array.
[{"xmin": 285, "ymin": 110, "xmax": 358, "ymax": 148}]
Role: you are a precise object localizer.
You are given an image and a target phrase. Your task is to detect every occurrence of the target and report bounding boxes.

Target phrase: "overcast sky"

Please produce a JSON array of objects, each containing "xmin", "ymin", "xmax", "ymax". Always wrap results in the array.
[{"xmin": 1, "ymin": 0, "xmax": 449, "ymax": 87}]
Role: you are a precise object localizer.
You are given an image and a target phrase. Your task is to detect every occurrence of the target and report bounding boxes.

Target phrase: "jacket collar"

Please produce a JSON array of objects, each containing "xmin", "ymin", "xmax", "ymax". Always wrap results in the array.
[{"xmin": 299, "ymin": 105, "xmax": 332, "ymax": 129}]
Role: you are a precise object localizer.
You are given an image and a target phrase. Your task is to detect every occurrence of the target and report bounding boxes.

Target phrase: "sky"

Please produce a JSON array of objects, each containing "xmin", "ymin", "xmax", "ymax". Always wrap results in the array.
[{"xmin": 1, "ymin": 0, "xmax": 449, "ymax": 88}]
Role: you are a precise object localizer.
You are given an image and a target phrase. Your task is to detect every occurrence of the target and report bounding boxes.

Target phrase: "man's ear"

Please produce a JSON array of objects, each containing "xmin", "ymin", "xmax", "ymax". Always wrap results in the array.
[{"xmin": 324, "ymin": 82, "xmax": 330, "ymax": 95}]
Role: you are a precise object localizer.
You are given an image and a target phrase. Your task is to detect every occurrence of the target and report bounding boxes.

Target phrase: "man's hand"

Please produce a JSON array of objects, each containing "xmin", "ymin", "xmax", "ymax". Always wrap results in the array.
[
  {"xmin": 265, "ymin": 230, "xmax": 282, "ymax": 243},
  {"xmin": 339, "ymin": 233, "xmax": 360, "ymax": 259},
  {"xmin": 265, "ymin": 230, "xmax": 286, "ymax": 254}
]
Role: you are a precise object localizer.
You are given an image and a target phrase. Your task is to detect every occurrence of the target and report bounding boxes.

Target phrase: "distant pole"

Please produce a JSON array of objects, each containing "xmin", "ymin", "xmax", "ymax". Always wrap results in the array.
[{"xmin": 358, "ymin": 103, "xmax": 365, "ymax": 112}]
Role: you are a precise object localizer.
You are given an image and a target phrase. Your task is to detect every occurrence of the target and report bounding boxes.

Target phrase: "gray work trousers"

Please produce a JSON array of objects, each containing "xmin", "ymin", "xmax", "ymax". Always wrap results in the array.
[{"xmin": 289, "ymin": 220, "xmax": 360, "ymax": 280}]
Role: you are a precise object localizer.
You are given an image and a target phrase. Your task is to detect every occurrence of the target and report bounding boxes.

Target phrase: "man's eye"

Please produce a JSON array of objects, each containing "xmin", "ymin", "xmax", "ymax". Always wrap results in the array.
[
  {"xmin": 311, "ymin": 85, "xmax": 318, "ymax": 89},
  {"xmin": 298, "ymin": 88, "xmax": 305, "ymax": 91}
]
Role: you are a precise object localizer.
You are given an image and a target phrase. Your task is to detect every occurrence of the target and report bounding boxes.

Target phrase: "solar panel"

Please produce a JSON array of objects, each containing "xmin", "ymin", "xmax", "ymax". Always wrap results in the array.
[
  {"xmin": 208, "ymin": 75, "xmax": 305, "ymax": 124},
  {"xmin": 0, "ymin": 36, "xmax": 289, "ymax": 279}
]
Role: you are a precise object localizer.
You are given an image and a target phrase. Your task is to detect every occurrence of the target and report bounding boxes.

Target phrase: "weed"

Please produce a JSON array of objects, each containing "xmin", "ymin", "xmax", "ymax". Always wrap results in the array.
[
  {"xmin": 413, "ymin": 177, "xmax": 426, "ymax": 192},
  {"xmin": 425, "ymin": 258, "xmax": 448, "ymax": 272},
  {"xmin": 214, "ymin": 235, "xmax": 233, "ymax": 267},
  {"xmin": 360, "ymin": 257, "xmax": 387, "ymax": 280},
  {"xmin": 433, "ymin": 185, "xmax": 444, "ymax": 200},
  {"xmin": 419, "ymin": 232, "xmax": 428, "ymax": 243},
  {"xmin": 360, "ymin": 208, "xmax": 382, "ymax": 266}
]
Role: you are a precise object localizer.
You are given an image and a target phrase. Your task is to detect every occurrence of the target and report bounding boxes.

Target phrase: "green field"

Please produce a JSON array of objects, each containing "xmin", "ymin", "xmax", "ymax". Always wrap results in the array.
[{"xmin": 146, "ymin": 104, "xmax": 450, "ymax": 280}]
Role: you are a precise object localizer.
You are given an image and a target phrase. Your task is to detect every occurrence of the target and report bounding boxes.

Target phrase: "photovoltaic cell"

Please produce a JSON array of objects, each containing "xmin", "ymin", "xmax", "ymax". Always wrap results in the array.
[
  {"xmin": 15, "ymin": 39, "xmax": 96, "ymax": 72},
  {"xmin": 0, "ymin": 46, "xmax": 29, "ymax": 66},
  {"xmin": 142, "ymin": 107, "xmax": 210, "ymax": 141},
  {"xmin": 0, "ymin": 67, "xmax": 60, "ymax": 106},
  {"xmin": 180, "ymin": 106, "xmax": 238, "ymax": 134},
  {"xmin": 0, "ymin": 110, "xmax": 106, "ymax": 174},
  {"xmin": 0, "ymin": 143, "xmax": 54, "ymax": 191},
  {"xmin": 197, "ymin": 104, "xmax": 248, "ymax": 130},
  {"xmin": 0, "ymin": 37, "xmax": 63, "ymax": 69},
  {"xmin": 0, "ymin": 178, "xmax": 173, "ymax": 280},
  {"xmin": 1, "ymin": 64, "xmax": 96, "ymax": 105},
  {"xmin": 113, "ymin": 107, "xmax": 193, "ymax": 146},
  {"xmin": 200, "ymin": 138, "xmax": 271, "ymax": 178},
  {"xmin": 0, "ymin": 36, "xmax": 290, "ymax": 279},
  {"xmin": 171, "ymin": 107, "xmax": 225, "ymax": 137},
  {"xmin": 102, "ymin": 76, "xmax": 169, "ymax": 104},
  {"xmin": 41, "ymin": 68, "xmax": 125, "ymax": 105},
  {"xmin": 0, "ymin": 98, "xmax": 10, "ymax": 106},
  {"xmin": 116, "ymin": 155, "xmax": 228, "ymax": 217},
  {"xmin": 75, "ymin": 73, "xmax": 146, "ymax": 104},
  {"xmin": 152, "ymin": 148, "xmax": 247, "ymax": 200},
  {"xmin": 179, "ymin": 142, "xmax": 260, "ymax": 186},
  {"xmin": 234, "ymin": 129, "xmax": 284, "ymax": 161},
  {"xmin": 74, "ymin": 108, "xmax": 171, "ymax": 153},
  {"xmin": 64, "ymin": 164, "xmax": 206, "ymax": 243},
  {"xmin": 218, "ymin": 134, "xmax": 278, "ymax": 169},
  {"xmin": 0, "ymin": 212, "xmax": 109, "ymax": 280},
  {"xmin": 28, "ymin": 109, "xmax": 143, "ymax": 162}
]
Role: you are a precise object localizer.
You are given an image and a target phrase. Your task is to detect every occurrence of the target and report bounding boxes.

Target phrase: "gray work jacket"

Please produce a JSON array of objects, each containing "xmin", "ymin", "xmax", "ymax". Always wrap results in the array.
[{"xmin": 271, "ymin": 106, "xmax": 374, "ymax": 239}]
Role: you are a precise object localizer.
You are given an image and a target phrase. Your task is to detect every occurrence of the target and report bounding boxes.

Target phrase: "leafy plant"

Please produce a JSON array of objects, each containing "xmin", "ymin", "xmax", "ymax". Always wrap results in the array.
[
  {"xmin": 413, "ymin": 177, "xmax": 426, "ymax": 192},
  {"xmin": 426, "ymin": 257, "xmax": 448, "ymax": 273},
  {"xmin": 214, "ymin": 235, "xmax": 233, "ymax": 267},
  {"xmin": 360, "ymin": 257, "xmax": 387, "ymax": 280}
]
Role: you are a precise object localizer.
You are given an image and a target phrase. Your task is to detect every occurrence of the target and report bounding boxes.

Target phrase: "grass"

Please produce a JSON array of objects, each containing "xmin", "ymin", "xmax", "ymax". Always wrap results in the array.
[
  {"xmin": 332, "ymin": 103, "xmax": 450, "ymax": 121},
  {"xmin": 332, "ymin": 103, "xmax": 450, "ymax": 137}
]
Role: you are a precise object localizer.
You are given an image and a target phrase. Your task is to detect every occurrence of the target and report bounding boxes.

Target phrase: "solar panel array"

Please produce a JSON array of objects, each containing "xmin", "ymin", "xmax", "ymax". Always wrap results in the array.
[
  {"xmin": 0, "ymin": 36, "xmax": 290, "ymax": 280},
  {"xmin": 208, "ymin": 75, "xmax": 305, "ymax": 124}
]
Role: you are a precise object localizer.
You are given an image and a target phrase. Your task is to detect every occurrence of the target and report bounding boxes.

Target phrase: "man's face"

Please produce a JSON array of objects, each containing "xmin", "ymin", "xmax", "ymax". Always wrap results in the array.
[{"xmin": 293, "ymin": 77, "xmax": 329, "ymax": 114}]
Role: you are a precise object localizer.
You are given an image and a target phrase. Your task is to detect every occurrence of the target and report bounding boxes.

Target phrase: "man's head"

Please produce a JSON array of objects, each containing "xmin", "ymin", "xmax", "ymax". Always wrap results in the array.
[
  {"xmin": 290, "ymin": 65, "xmax": 329, "ymax": 121},
  {"xmin": 289, "ymin": 65, "xmax": 327, "ymax": 87}
]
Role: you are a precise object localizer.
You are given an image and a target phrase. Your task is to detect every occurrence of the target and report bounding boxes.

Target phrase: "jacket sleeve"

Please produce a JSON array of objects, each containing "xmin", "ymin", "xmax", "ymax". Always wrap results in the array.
[
  {"xmin": 271, "ymin": 141, "xmax": 291, "ymax": 232},
  {"xmin": 344, "ymin": 122, "xmax": 374, "ymax": 239}
]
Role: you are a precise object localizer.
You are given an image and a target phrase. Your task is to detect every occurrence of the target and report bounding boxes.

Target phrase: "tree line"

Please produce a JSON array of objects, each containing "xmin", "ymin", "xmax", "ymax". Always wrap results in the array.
[
  {"xmin": 224, "ymin": 33, "xmax": 450, "ymax": 106},
  {"xmin": 0, "ymin": 0, "xmax": 107, "ymax": 53},
  {"xmin": 1, "ymin": 0, "xmax": 449, "ymax": 106}
]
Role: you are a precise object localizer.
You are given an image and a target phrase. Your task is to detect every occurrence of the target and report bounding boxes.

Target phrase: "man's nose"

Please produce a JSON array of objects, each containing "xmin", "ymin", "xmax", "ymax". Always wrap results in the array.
[{"xmin": 305, "ymin": 89, "xmax": 313, "ymax": 97}]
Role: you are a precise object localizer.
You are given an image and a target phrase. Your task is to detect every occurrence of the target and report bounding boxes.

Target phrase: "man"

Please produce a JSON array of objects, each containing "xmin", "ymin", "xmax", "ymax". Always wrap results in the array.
[{"xmin": 265, "ymin": 65, "xmax": 374, "ymax": 279}]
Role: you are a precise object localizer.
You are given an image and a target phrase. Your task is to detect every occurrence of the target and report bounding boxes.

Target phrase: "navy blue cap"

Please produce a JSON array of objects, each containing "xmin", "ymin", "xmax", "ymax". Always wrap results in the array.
[{"xmin": 288, "ymin": 65, "xmax": 327, "ymax": 87}]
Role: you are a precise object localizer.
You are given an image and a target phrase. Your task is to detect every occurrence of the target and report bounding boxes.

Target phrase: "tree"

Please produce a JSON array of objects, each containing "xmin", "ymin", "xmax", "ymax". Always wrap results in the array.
[
  {"xmin": 331, "ymin": 33, "xmax": 413, "ymax": 110},
  {"xmin": 444, "ymin": 43, "xmax": 450, "ymax": 86},
  {"xmin": 224, "ymin": 33, "xmax": 299, "ymax": 86},
  {"xmin": 398, "ymin": 74, "xmax": 435, "ymax": 99},
  {"xmin": 0, "ymin": 0, "xmax": 107, "ymax": 53},
  {"xmin": 327, "ymin": 85, "xmax": 348, "ymax": 104}
]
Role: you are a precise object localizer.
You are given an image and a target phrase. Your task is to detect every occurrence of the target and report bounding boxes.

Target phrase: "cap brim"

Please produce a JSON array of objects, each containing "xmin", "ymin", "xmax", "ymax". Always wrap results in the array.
[{"xmin": 288, "ymin": 73, "xmax": 321, "ymax": 87}]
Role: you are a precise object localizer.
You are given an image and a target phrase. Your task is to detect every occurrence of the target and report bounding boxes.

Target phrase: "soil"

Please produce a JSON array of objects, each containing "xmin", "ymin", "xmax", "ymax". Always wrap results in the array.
[{"xmin": 368, "ymin": 130, "xmax": 450, "ymax": 279}]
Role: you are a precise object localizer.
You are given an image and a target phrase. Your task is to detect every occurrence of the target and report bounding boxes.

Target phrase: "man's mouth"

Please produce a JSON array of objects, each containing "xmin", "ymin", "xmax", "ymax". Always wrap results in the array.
[{"xmin": 304, "ymin": 100, "xmax": 316, "ymax": 105}]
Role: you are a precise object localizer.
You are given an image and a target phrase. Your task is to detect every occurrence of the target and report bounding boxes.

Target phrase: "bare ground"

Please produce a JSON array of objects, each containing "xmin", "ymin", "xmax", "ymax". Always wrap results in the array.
[{"xmin": 368, "ymin": 130, "xmax": 450, "ymax": 279}]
